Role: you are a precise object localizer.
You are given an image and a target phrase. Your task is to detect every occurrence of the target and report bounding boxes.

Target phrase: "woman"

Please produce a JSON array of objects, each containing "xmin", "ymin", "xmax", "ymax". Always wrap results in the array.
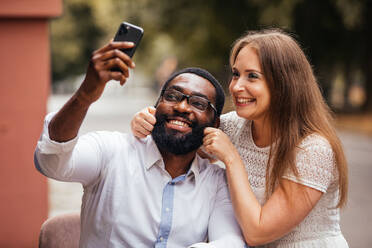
[{"xmin": 131, "ymin": 29, "xmax": 349, "ymax": 247}]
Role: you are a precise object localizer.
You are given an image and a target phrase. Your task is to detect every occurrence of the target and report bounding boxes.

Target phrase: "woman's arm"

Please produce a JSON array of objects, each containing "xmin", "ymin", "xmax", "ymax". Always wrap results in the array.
[{"xmin": 203, "ymin": 127, "xmax": 323, "ymax": 246}]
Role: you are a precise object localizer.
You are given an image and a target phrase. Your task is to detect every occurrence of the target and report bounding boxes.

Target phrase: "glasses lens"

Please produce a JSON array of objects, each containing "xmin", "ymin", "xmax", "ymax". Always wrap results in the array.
[
  {"xmin": 163, "ymin": 90, "xmax": 181, "ymax": 102},
  {"xmin": 189, "ymin": 96, "xmax": 209, "ymax": 111},
  {"xmin": 163, "ymin": 90, "xmax": 210, "ymax": 112}
]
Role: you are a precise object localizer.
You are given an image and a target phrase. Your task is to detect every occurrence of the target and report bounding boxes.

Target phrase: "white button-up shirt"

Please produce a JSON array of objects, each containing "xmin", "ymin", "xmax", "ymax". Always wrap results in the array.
[{"xmin": 34, "ymin": 113, "xmax": 245, "ymax": 248}]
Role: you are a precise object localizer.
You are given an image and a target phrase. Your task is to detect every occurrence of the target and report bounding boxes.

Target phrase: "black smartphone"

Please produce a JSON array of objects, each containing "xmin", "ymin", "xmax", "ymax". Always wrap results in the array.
[
  {"xmin": 114, "ymin": 22, "xmax": 143, "ymax": 58},
  {"xmin": 111, "ymin": 22, "xmax": 144, "ymax": 71}
]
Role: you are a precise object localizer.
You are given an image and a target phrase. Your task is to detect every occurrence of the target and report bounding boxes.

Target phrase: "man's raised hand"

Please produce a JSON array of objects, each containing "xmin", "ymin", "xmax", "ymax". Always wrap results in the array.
[{"xmin": 78, "ymin": 41, "xmax": 136, "ymax": 104}]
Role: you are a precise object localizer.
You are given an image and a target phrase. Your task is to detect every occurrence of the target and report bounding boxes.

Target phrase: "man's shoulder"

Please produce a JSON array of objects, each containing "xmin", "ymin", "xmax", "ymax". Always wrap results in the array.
[
  {"xmin": 81, "ymin": 131, "xmax": 140, "ymax": 149},
  {"xmin": 197, "ymin": 156, "xmax": 226, "ymax": 177},
  {"xmin": 84, "ymin": 130, "xmax": 127, "ymax": 142}
]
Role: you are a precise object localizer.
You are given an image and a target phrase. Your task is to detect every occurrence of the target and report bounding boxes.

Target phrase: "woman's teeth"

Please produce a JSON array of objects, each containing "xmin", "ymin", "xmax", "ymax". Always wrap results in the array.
[
  {"xmin": 169, "ymin": 120, "xmax": 189, "ymax": 127},
  {"xmin": 236, "ymin": 98, "xmax": 255, "ymax": 104}
]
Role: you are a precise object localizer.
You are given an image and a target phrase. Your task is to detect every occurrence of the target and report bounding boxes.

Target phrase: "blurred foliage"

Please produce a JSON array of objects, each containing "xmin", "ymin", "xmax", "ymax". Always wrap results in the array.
[{"xmin": 50, "ymin": 0, "xmax": 372, "ymax": 112}]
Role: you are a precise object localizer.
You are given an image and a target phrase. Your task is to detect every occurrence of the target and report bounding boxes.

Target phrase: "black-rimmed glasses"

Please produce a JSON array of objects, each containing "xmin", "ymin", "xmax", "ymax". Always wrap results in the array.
[{"xmin": 162, "ymin": 89, "xmax": 217, "ymax": 114}]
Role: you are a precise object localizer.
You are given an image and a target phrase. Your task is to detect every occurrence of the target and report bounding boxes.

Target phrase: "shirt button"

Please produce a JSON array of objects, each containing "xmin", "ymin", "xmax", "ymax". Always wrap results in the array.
[
  {"xmin": 165, "ymin": 207, "xmax": 170, "ymax": 212},
  {"xmin": 159, "ymin": 237, "xmax": 164, "ymax": 241}
]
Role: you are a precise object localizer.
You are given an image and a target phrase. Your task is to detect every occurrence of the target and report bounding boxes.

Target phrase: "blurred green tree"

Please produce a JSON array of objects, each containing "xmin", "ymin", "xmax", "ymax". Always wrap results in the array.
[{"xmin": 50, "ymin": 0, "xmax": 371, "ymax": 112}]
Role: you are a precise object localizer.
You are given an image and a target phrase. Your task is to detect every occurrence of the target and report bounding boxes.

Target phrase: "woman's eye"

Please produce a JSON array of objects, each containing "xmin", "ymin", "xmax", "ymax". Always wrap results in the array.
[
  {"xmin": 232, "ymin": 71, "xmax": 239, "ymax": 78},
  {"xmin": 248, "ymin": 72, "xmax": 259, "ymax": 79}
]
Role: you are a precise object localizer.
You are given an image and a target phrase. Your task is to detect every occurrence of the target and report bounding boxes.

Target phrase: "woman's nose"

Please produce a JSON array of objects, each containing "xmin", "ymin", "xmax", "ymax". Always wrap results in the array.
[{"xmin": 230, "ymin": 79, "xmax": 244, "ymax": 93}]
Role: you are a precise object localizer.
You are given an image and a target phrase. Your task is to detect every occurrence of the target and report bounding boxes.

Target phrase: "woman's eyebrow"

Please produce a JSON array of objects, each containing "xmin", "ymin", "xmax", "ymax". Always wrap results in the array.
[{"xmin": 245, "ymin": 69, "xmax": 263, "ymax": 75}]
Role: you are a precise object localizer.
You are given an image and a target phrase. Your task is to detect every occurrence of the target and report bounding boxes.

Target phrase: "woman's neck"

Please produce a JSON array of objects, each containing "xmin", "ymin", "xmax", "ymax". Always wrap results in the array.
[{"xmin": 251, "ymin": 118, "xmax": 272, "ymax": 148}]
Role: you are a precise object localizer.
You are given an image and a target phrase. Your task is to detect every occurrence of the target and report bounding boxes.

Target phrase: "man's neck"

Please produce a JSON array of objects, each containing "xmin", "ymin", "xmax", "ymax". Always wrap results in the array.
[{"xmin": 159, "ymin": 150, "xmax": 197, "ymax": 179}]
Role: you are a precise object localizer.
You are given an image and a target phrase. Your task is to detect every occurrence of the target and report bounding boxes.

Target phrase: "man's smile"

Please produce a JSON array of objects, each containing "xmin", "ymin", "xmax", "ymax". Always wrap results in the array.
[{"xmin": 165, "ymin": 117, "xmax": 193, "ymax": 133}]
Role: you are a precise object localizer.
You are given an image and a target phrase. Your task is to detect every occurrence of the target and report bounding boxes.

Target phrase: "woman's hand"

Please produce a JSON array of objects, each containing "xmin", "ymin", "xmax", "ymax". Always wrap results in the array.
[
  {"xmin": 203, "ymin": 127, "xmax": 240, "ymax": 165},
  {"xmin": 131, "ymin": 106, "xmax": 156, "ymax": 138}
]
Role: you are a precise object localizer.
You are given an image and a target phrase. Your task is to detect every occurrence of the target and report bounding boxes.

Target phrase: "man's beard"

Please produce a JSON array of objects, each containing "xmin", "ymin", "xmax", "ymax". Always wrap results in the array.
[{"xmin": 151, "ymin": 112, "xmax": 212, "ymax": 155}]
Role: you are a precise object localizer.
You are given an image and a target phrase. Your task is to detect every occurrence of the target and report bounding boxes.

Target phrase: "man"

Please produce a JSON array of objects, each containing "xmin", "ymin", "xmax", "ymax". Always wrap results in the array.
[{"xmin": 34, "ymin": 41, "xmax": 245, "ymax": 247}]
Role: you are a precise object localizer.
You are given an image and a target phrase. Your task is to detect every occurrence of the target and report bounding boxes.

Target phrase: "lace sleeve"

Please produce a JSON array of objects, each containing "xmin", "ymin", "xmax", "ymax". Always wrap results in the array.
[
  {"xmin": 282, "ymin": 134, "xmax": 336, "ymax": 193},
  {"xmin": 219, "ymin": 111, "xmax": 243, "ymax": 140}
]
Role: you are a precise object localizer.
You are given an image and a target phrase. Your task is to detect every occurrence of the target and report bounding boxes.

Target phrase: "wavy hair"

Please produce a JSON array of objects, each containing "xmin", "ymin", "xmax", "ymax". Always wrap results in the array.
[{"xmin": 229, "ymin": 29, "xmax": 348, "ymax": 208}]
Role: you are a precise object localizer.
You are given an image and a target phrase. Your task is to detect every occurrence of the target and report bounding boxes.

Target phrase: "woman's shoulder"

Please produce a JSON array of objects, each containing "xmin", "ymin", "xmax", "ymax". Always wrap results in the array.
[
  {"xmin": 282, "ymin": 133, "xmax": 337, "ymax": 193},
  {"xmin": 299, "ymin": 133, "xmax": 333, "ymax": 154},
  {"xmin": 296, "ymin": 133, "xmax": 335, "ymax": 167},
  {"xmin": 220, "ymin": 111, "xmax": 249, "ymax": 131},
  {"xmin": 220, "ymin": 111, "xmax": 239, "ymax": 121}
]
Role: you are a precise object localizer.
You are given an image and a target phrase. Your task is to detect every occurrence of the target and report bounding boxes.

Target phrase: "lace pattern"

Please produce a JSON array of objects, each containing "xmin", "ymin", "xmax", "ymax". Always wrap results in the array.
[
  {"xmin": 220, "ymin": 111, "xmax": 347, "ymax": 247},
  {"xmin": 283, "ymin": 134, "xmax": 337, "ymax": 193}
]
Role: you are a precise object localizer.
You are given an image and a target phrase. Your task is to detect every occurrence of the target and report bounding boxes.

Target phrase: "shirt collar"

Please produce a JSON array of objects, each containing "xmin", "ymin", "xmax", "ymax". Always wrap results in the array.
[
  {"xmin": 143, "ymin": 135, "xmax": 163, "ymax": 170},
  {"xmin": 186, "ymin": 155, "xmax": 200, "ymax": 183},
  {"xmin": 142, "ymin": 135, "xmax": 201, "ymax": 184}
]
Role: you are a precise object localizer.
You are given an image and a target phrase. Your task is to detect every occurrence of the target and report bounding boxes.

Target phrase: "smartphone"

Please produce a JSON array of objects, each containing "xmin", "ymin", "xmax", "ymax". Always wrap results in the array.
[{"xmin": 111, "ymin": 22, "xmax": 144, "ymax": 71}]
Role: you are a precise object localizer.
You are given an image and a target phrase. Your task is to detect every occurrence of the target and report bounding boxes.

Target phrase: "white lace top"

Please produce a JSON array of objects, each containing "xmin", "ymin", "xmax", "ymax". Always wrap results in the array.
[{"xmin": 220, "ymin": 111, "xmax": 349, "ymax": 248}]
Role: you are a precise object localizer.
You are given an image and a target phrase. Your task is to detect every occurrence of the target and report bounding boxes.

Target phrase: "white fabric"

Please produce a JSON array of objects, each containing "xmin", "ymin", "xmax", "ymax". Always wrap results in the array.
[
  {"xmin": 220, "ymin": 111, "xmax": 349, "ymax": 248},
  {"xmin": 35, "ymin": 112, "xmax": 245, "ymax": 248}
]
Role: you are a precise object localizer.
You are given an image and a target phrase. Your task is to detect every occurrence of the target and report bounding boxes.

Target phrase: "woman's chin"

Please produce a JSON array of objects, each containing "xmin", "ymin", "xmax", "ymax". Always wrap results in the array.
[{"xmin": 235, "ymin": 107, "xmax": 254, "ymax": 119}]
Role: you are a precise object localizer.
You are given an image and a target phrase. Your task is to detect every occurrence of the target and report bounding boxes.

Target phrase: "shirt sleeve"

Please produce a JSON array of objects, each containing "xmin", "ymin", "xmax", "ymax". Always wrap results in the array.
[
  {"xmin": 34, "ymin": 112, "xmax": 111, "ymax": 187},
  {"xmin": 188, "ymin": 169, "xmax": 246, "ymax": 248},
  {"xmin": 282, "ymin": 134, "xmax": 337, "ymax": 193}
]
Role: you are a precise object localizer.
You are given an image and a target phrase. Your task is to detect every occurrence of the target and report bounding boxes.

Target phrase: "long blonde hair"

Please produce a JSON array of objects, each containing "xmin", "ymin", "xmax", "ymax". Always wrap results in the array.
[{"xmin": 230, "ymin": 29, "xmax": 348, "ymax": 208}]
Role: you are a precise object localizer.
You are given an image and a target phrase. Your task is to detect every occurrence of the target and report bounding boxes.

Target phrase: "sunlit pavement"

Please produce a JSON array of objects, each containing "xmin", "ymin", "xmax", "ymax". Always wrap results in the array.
[{"xmin": 46, "ymin": 82, "xmax": 372, "ymax": 247}]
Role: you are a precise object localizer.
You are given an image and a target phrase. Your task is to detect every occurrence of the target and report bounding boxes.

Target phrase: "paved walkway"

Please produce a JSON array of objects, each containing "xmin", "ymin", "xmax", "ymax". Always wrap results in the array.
[{"xmin": 47, "ymin": 83, "xmax": 372, "ymax": 247}]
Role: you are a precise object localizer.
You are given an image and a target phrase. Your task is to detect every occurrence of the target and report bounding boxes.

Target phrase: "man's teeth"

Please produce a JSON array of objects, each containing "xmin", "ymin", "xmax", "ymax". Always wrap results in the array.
[
  {"xmin": 169, "ymin": 120, "xmax": 189, "ymax": 127},
  {"xmin": 236, "ymin": 98, "xmax": 255, "ymax": 104}
]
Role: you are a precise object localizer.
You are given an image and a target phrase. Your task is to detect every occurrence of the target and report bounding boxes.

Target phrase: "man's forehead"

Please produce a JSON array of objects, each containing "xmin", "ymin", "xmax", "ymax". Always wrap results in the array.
[
  {"xmin": 166, "ymin": 73, "xmax": 216, "ymax": 100},
  {"xmin": 171, "ymin": 73, "xmax": 204, "ymax": 82},
  {"xmin": 167, "ymin": 73, "xmax": 213, "ymax": 90}
]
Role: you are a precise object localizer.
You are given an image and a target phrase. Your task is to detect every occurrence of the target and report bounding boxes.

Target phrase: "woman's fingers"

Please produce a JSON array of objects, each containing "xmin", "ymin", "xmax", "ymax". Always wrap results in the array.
[
  {"xmin": 142, "ymin": 107, "xmax": 157, "ymax": 126},
  {"xmin": 139, "ymin": 119, "xmax": 154, "ymax": 133},
  {"xmin": 131, "ymin": 107, "xmax": 157, "ymax": 138},
  {"xmin": 147, "ymin": 107, "xmax": 157, "ymax": 122},
  {"xmin": 203, "ymin": 128, "xmax": 235, "ymax": 160},
  {"xmin": 135, "ymin": 107, "xmax": 156, "ymax": 132},
  {"xmin": 203, "ymin": 127, "xmax": 219, "ymax": 143},
  {"xmin": 204, "ymin": 127, "xmax": 219, "ymax": 135},
  {"xmin": 133, "ymin": 128, "xmax": 150, "ymax": 139}
]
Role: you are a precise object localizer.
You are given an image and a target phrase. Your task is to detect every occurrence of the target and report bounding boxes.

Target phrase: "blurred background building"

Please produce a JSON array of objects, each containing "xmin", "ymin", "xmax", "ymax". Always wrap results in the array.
[{"xmin": 1, "ymin": 0, "xmax": 371, "ymax": 247}]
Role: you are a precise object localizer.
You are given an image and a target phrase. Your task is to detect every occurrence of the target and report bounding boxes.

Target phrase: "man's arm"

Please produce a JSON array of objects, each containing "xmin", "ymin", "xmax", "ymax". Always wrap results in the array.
[
  {"xmin": 34, "ymin": 41, "xmax": 135, "ymax": 185},
  {"xmin": 49, "ymin": 41, "xmax": 135, "ymax": 142},
  {"xmin": 206, "ymin": 170, "xmax": 246, "ymax": 247},
  {"xmin": 188, "ymin": 168, "xmax": 246, "ymax": 248}
]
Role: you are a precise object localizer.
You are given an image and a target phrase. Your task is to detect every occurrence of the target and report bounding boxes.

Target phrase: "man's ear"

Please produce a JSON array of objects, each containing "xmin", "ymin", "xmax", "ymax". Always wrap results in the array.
[{"xmin": 213, "ymin": 117, "xmax": 220, "ymax": 128}]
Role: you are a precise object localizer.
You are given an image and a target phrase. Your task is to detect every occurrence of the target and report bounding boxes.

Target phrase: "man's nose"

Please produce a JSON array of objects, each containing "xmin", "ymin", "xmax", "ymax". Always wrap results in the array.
[{"xmin": 174, "ymin": 98, "xmax": 192, "ymax": 113}]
